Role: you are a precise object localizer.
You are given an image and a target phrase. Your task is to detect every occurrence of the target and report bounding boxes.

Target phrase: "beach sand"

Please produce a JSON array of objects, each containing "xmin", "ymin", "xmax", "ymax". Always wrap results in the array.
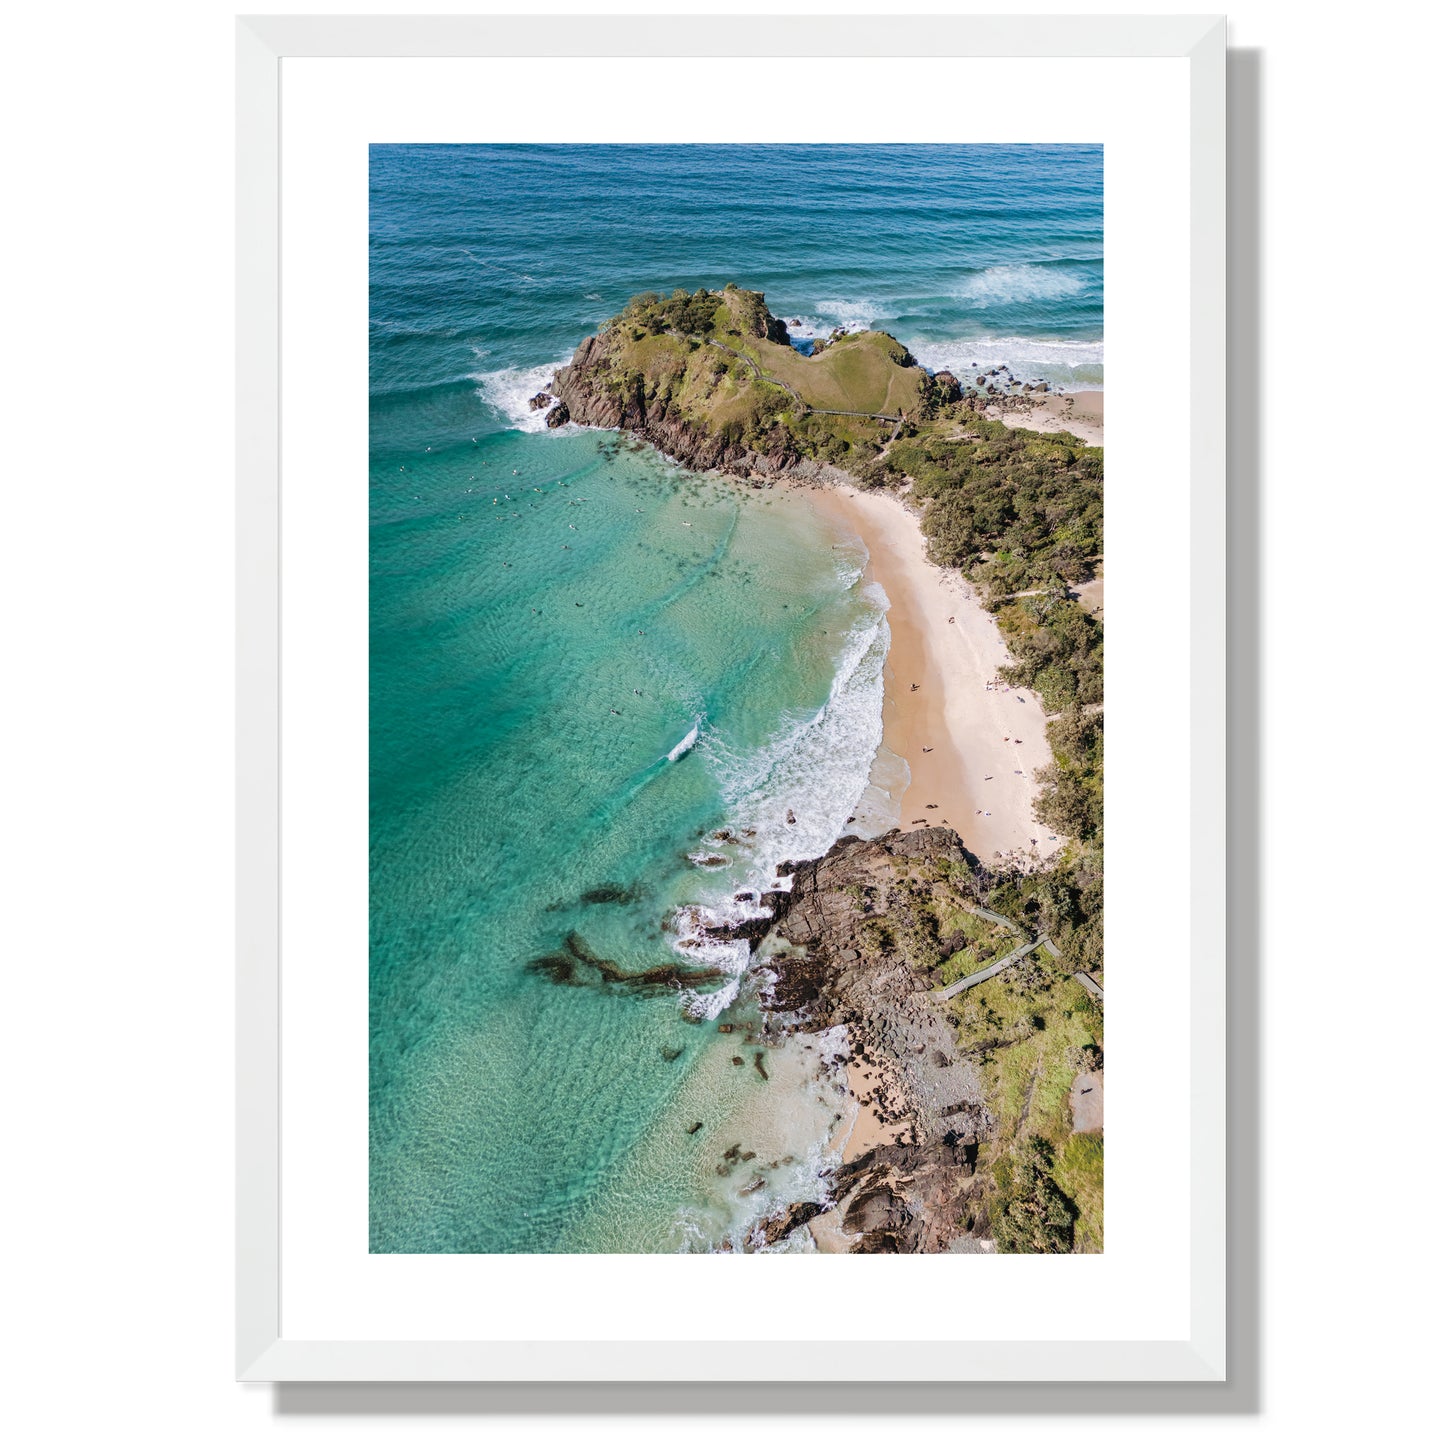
[
  {"xmin": 988, "ymin": 388, "xmax": 1104, "ymax": 447},
  {"xmin": 799, "ymin": 483, "xmax": 1061, "ymax": 869},
  {"xmin": 805, "ymin": 1048, "xmax": 909, "ymax": 1253}
]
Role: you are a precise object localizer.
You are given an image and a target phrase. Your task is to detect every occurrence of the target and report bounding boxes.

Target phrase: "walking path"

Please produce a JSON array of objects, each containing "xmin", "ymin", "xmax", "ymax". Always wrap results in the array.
[
  {"xmin": 931, "ymin": 937, "xmax": 1045, "ymax": 1003},
  {"xmin": 928, "ymin": 929, "xmax": 1103, "ymax": 1009}
]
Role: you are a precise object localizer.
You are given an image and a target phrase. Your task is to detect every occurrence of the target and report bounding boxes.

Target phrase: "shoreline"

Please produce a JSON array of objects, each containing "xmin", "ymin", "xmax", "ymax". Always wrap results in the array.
[
  {"xmin": 983, "ymin": 388, "xmax": 1104, "ymax": 447},
  {"xmin": 790, "ymin": 480, "xmax": 1061, "ymax": 869}
]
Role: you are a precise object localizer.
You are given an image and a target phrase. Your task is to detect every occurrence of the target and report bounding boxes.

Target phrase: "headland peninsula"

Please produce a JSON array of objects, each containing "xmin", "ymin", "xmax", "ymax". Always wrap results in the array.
[{"xmin": 533, "ymin": 286, "xmax": 1105, "ymax": 1253}]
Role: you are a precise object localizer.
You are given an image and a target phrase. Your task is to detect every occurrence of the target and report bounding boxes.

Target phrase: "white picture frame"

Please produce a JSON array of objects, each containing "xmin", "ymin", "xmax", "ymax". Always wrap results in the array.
[{"xmin": 237, "ymin": 12, "xmax": 1226, "ymax": 1383}]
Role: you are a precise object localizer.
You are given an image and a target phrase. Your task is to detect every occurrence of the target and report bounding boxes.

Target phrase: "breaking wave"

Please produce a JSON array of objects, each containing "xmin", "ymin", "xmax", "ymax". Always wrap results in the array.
[
  {"xmin": 469, "ymin": 353, "xmax": 572, "ymax": 432},
  {"xmin": 954, "ymin": 262, "xmax": 1092, "ymax": 306},
  {"xmin": 671, "ymin": 588, "xmax": 891, "ymax": 1019}
]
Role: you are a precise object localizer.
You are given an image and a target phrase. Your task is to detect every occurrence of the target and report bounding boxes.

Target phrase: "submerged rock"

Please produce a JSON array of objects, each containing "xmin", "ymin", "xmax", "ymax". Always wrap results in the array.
[
  {"xmin": 579, "ymin": 882, "xmax": 636, "ymax": 905},
  {"xmin": 526, "ymin": 930, "xmax": 730, "ymax": 996}
]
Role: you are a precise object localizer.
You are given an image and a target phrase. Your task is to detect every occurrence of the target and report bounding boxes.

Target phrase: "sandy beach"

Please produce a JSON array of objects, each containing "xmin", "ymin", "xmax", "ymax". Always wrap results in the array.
[
  {"xmin": 800, "ymin": 482, "xmax": 1061, "ymax": 869},
  {"xmin": 988, "ymin": 388, "xmax": 1104, "ymax": 447}
]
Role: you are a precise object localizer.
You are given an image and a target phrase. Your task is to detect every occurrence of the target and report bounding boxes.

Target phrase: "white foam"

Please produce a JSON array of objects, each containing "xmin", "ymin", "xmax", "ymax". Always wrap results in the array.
[
  {"xmin": 666, "ymin": 718, "xmax": 702, "ymax": 762},
  {"xmin": 795, "ymin": 297, "xmax": 887, "ymax": 333},
  {"xmin": 779, "ymin": 308, "xmax": 1102, "ymax": 389},
  {"xmin": 954, "ymin": 263, "xmax": 1091, "ymax": 306},
  {"xmin": 704, "ymin": 597, "xmax": 889, "ymax": 886},
  {"xmin": 668, "ymin": 593, "xmax": 891, "ymax": 1016},
  {"xmin": 469, "ymin": 353, "xmax": 571, "ymax": 432},
  {"xmin": 911, "ymin": 335, "xmax": 1104, "ymax": 390}
]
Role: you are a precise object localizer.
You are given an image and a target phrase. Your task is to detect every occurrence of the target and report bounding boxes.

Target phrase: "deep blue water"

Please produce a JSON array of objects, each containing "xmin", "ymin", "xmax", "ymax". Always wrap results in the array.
[{"xmin": 369, "ymin": 145, "xmax": 1102, "ymax": 1253}]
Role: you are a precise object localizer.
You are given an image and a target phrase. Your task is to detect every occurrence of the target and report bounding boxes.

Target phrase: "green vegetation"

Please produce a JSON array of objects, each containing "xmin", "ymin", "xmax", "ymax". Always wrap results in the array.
[
  {"xmin": 850, "ymin": 849, "xmax": 1103, "ymax": 1252},
  {"xmin": 1054, "ymin": 1132, "xmax": 1104, "ymax": 1252},
  {"xmin": 936, "ymin": 911, "xmax": 1014, "ymax": 984},
  {"xmin": 588, "ymin": 291, "xmax": 1105, "ymax": 858},
  {"xmin": 861, "ymin": 420, "xmax": 1102, "ymax": 592},
  {"xmin": 990, "ymin": 1136, "xmax": 1077, "ymax": 1254},
  {"xmin": 589, "ymin": 287, "xmax": 933, "ymax": 464}
]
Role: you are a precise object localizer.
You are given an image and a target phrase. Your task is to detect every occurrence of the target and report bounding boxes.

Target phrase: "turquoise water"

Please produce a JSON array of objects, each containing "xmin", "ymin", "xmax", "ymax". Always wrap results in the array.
[{"xmin": 370, "ymin": 145, "xmax": 1103, "ymax": 1252}]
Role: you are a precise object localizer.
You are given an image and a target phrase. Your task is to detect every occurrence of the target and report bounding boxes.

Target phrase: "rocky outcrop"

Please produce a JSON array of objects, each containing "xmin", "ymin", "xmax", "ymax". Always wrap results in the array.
[
  {"xmin": 752, "ymin": 1198, "xmax": 827, "ymax": 1248},
  {"xmin": 828, "ymin": 1136, "xmax": 985, "ymax": 1253},
  {"xmin": 744, "ymin": 827, "xmax": 997, "ymax": 1253},
  {"xmin": 526, "ymin": 930, "xmax": 730, "ymax": 996},
  {"xmin": 551, "ymin": 332, "xmax": 808, "ymax": 480},
  {"xmin": 931, "ymin": 370, "xmax": 962, "ymax": 404}
]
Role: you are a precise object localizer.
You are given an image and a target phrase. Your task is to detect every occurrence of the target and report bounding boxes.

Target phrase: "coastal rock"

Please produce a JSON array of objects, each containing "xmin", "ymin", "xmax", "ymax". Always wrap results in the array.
[
  {"xmin": 753, "ymin": 1199, "xmax": 826, "ymax": 1248},
  {"xmin": 528, "ymin": 391, "xmax": 552, "ymax": 410},
  {"xmin": 746, "ymin": 827, "xmax": 996, "ymax": 1254},
  {"xmin": 579, "ymin": 882, "xmax": 635, "ymax": 905},
  {"xmin": 544, "ymin": 400, "xmax": 571, "ymax": 428},
  {"xmin": 932, "ymin": 370, "xmax": 963, "ymax": 404},
  {"xmin": 525, "ymin": 930, "xmax": 731, "ymax": 995}
]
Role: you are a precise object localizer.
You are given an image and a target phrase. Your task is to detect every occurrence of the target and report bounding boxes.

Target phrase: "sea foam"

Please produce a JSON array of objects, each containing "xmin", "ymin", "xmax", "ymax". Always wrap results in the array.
[
  {"xmin": 911, "ymin": 335, "xmax": 1104, "ymax": 391},
  {"xmin": 671, "ymin": 587, "xmax": 891, "ymax": 1018},
  {"xmin": 954, "ymin": 262, "xmax": 1091, "ymax": 306},
  {"xmin": 470, "ymin": 354, "xmax": 572, "ymax": 432}
]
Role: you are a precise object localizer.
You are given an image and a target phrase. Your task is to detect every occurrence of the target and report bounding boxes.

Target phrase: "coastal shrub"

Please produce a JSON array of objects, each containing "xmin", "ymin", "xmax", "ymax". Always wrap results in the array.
[
  {"xmin": 884, "ymin": 425, "xmax": 1101, "ymax": 590},
  {"xmin": 861, "ymin": 917, "xmax": 895, "ymax": 955},
  {"xmin": 619, "ymin": 287, "xmax": 722, "ymax": 339},
  {"xmin": 996, "ymin": 599, "xmax": 1102, "ymax": 713},
  {"xmin": 1034, "ymin": 766, "xmax": 1102, "ymax": 843},
  {"xmin": 990, "ymin": 1136, "xmax": 1076, "ymax": 1253},
  {"xmin": 851, "ymin": 457, "xmax": 892, "ymax": 489},
  {"xmin": 1047, "ymin": 707, "xmax": 1103, "ymax": 772}
]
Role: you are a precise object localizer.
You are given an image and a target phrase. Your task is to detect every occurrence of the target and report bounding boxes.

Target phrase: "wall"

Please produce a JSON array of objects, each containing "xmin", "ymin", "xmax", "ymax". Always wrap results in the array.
[{"xmin": 4, "ymin": 1, "xmax": 1437, "ymax": 1441}]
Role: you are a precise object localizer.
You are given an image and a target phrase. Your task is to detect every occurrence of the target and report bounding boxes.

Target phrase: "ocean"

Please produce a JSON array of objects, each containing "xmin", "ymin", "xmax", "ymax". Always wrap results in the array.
[{"xmin": 369, "ymin": 144, "xmax": 1103, "ymax": 1252}]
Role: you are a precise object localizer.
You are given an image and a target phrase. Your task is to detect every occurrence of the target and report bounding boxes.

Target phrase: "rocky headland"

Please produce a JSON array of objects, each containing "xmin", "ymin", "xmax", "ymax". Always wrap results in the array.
[
  {"xmin": 533, "ymin": 284, "xmax": 1079, "ymax": 483},
  {"xmin": 711, "ymin": 827, "xmax": 997, "ymax": 1252}
]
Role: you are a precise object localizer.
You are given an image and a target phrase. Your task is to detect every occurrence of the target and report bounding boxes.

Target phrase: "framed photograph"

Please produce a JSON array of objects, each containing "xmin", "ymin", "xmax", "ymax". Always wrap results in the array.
[{"xmin": 237, "ymin": 14, "xmax": 1225, "ymax": 1381}]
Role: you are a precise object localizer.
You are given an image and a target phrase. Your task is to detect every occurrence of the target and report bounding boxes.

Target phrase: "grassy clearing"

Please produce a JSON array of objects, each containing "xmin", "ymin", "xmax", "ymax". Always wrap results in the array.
[
  {"xmin": 936, "ymin": 910, "xmax": 1015, "ymax": 984},
  {"xmin": 961, "ymin": 969, "xmax": 1096, "ymax": 1141},
  {"xmin": 729, "ymin": 330, "xmax": 919, "ymax": 414}
]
